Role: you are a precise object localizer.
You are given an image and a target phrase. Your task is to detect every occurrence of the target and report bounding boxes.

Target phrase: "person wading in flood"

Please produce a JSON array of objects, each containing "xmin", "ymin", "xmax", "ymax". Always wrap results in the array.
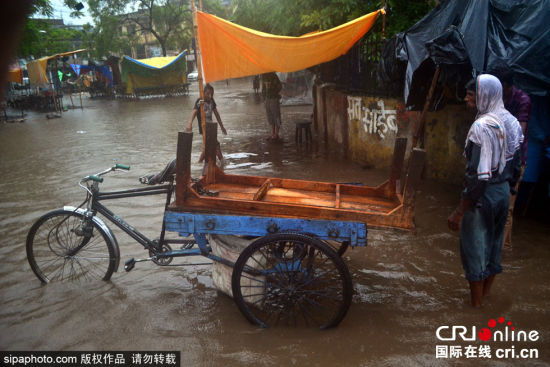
[
  {"xmin": 261, "ymin": 72, "xmax": 282, "ymax": 141},
  {"xmin": 448, "ymin": 74, "xmax": 509, "ymax": 308},
  {"xmin": 464, "ymin": 78, "xmax": 524, "ymax": 251},
  {"xmin": 186, "ymin": 83, "xmax": 227, "ymax": 164}
]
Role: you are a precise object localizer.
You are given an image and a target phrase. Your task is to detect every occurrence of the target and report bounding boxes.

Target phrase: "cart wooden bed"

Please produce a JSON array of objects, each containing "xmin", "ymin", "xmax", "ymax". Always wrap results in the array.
[{"xmin": 168, "ymin": 125, "xmax": 425, "ymax": 232}]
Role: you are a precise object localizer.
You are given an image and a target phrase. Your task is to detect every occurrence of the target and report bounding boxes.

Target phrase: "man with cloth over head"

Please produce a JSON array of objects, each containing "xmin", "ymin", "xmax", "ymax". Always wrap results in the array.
[{"xmin": 448, "ymin": 74, "xmax": 511, "ymax": 308}]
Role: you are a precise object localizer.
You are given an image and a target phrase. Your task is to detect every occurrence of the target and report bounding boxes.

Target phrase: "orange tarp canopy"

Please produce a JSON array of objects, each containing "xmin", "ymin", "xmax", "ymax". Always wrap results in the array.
[
  {"xmin": 8, "ymin": 64, "xmax": 23, "ymax": 84},
  {"xmin": 196, "ymin": 9, "xmax": 383, "ymax": 83}
]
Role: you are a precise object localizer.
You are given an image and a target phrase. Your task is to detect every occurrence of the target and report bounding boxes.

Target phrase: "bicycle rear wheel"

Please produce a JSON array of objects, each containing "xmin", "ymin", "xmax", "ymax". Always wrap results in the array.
[{"xmin": 26, "ymin": 209, "xmax": 117, "ymax": 283}]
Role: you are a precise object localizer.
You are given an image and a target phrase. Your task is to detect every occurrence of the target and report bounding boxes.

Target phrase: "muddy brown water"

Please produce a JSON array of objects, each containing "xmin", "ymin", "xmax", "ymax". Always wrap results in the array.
[{"xmin": 1, "ymin": 79, "xmax": 548, "ymax": 366}]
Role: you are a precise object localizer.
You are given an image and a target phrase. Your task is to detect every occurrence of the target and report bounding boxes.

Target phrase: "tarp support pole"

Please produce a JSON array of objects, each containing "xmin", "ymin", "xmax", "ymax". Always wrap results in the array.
[
  {"xmin": 412, "ymin": 66, "xmax": 440, "ymax": 149},
  {"xmin": 382, "ymin": 0, "xmax": 386, "ymax": 40},
  {"xmin": 192, "ymin": 0, "xmax": 209, "ymax": 178}
]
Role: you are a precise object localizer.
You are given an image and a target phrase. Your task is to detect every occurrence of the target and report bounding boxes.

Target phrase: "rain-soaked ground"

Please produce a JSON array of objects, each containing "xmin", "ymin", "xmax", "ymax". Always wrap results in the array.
[{"xmin": 1, "ymin": 78, "xmax": 549, "ymax": 366}]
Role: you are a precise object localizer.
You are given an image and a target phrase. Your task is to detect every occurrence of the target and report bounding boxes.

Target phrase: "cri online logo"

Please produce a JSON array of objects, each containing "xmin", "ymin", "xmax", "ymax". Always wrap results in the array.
[{"xmin": 437, "ymin": 317, "xmax": 540, "ymax": 342}]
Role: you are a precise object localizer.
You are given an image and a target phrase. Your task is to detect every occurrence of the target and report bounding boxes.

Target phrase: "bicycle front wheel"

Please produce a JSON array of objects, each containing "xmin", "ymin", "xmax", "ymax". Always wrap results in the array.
[{"xmin": 26, "ymin": 209, "xmax": 117, "ymax": 283}]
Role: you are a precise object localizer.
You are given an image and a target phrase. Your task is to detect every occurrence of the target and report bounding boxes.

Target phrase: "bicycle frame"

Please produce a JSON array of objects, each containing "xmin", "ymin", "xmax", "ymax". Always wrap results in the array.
[
  {"xmin": 92, "ymin": 183, "xmax": 174, "ymax": 251},
  {"xmin": 86, "ymin": 174, "xmax": 205, "ymax": 261},
  {"xmin": 80, "ymin": 176, "xmax": 221, "ymax": 267}
]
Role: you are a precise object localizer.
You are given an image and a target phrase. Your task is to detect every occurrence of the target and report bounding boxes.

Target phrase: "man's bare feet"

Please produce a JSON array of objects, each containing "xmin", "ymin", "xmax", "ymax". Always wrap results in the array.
[{"xmin": 469, "ymin": 280, "xmax": 484, "ymax": 308}]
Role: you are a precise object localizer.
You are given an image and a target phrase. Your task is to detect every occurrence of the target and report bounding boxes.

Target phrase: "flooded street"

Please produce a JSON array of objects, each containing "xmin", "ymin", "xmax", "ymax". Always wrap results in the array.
[{"xmin": 1, "ymin": 78, "xmax": 549, "ymax": 366}]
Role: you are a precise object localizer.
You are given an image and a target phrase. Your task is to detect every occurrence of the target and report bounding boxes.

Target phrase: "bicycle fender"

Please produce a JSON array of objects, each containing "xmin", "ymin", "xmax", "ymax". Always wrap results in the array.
[{"xmin": 63, "ymin": 206, "xmax": 121, "ymax": 272}]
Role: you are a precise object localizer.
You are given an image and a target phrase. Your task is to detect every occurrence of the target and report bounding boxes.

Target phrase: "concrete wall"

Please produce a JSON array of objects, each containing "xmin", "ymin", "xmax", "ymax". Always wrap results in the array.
[
  {"xmin": 423, "ymin": 105, "xmax": 473, "ymax": 183},
  {"xmin": 313, "ymin": 84, "xmax": 473, "ymax": 184}
]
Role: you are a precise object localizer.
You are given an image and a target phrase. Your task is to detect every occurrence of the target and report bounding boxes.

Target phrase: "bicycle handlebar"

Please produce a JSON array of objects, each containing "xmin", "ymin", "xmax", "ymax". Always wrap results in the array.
[
  {"xmin": 80, "ymin": 164, "xmax": 131, "ymax": 184},
  {"xmin": 88, "ymin": 175, "xmax": 104, "ymax": 183},
  {"xmin": 78, "ymin": 163, "xmax": 131, "ymax": 201},
  {"xmin": 115, "ymin": 164, "xmax": 130, "ymax": 171}
]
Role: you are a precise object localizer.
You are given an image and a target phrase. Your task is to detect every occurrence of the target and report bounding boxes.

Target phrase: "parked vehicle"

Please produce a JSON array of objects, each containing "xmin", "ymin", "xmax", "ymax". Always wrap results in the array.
[{"xmin": 187, "ymin": 70, "xmax": 198, "ymax": 81}]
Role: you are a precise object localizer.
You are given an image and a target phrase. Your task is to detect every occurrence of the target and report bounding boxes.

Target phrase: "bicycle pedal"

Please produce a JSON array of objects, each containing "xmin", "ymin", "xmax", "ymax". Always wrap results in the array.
[{"xmin": 124, "ymin": 258, "xmax": 136, "ymax": 272}]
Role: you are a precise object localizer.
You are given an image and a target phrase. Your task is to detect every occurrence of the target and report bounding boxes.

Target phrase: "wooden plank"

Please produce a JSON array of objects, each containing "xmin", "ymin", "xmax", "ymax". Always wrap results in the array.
[
  {"xmin": 168, "ymin": 196, "xmax": 414, "ymax": 230},
  {"xmin": 340, "ymin": 201, "xmax": 395, "ymax": 214},
  {"xmin": 339, "ymin": 183, "xmax": 387, "ymax": 198},
  {"xmin": 176, "ymin": 131, "xmax": 193, "ymax": 207},
  {"xmin": 340, "ymin": 194, "xmax": 399, "ymax": 209},
  {"xmin": 206, "ymin": 183, "xmax": 259, "ymax": 194},
  {"xmin": 216, "ymin": 191, "xmax": 255, "ymax": 200},
  {"xmin": 218, "ymin": 172, "xmax": 338, "ymax": 194},
  {"xmin": 253, "ymin": 179, "xmax": 272, "ymax": 201},
  {"xmin": 335, "ymin": 184, "xmax": 341, "ymax": 209},
  {"xmin": 266, "ymin": 187, "xmax": 335, "ymax": 201},
  {"xmin": 200, "ymin": 182, "xmax": 397, "ymax": 211},
  {"xmin": 263, "ymin": 193, "xmax": 336, "ymax": 208},
  {"xmin": 274, "ymin": 178, "xmax": 336, "ymax": 193}
]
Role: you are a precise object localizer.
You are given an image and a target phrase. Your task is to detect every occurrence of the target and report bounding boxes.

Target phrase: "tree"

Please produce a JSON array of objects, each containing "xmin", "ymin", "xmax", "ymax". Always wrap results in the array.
[
  {"xmin": 230, "ymin": 0, "xmax": 307, "ymax": 35},
  {"xmin": 87, "ymin": 0, "xmax": 225, "ymax": 57},
  {"xmin": 230, "ymin": 0, "xmax": 435, "ymax": 38},
  {"xmin": 18, "ymin": 0, "xmax": 86, "ymax": 58},
  {"xmin": 125, "ymin": 0, "xmax": 189, "ymax": 57}
]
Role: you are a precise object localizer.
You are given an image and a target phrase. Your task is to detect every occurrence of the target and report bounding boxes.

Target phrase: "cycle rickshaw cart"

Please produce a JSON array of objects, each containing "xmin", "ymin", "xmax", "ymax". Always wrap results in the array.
[
  {"xmin": 165, "ymin": 130, "xmax": 424, "ymax": 329},
  {"xmin": 26, "ymin": 5, "xmax": 426, "ymax": 329},
  {"xmin": 25, "ymin": 128, "xmax": 424, "ymax": 329}
]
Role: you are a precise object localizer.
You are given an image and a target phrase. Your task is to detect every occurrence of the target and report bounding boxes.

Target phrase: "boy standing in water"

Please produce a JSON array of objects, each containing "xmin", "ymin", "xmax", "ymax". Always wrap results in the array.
[{"xmin": 186, "ymin": 83, "xmax": 227, "ymax": 163}]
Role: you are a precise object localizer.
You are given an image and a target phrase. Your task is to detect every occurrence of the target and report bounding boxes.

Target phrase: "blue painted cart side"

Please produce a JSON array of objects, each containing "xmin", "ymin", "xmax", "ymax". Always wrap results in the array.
[{"xmin": 164, "ymin": 211, "xmax": 367, "ymax": 247}]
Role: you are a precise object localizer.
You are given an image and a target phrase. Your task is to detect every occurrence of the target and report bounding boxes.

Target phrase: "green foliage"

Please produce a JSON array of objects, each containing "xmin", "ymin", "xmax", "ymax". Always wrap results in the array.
[
  {"xmin": 384, "ymin": 0, "xmax": 436, "ymax": 37},
  {"xmin": 229, "ymin": 0, "xmax": 273, "ymax": 33},
  {"xmin": 19, "ymin": 21, "xmax": 85, "ymax": 58},
  {"xmin": 30, "ymin": 0, "xmax": 54, "ymax": 17},
  {"xmin": 230, "ymin": 0, "xmax": 435, "ymax": 37},
  {"xmin": 300, "ymin": 0, "xmax": 380, "ymax": 32},
  {"xmin": 63, "ymin": 0, "xmax": 86, "ymax": 18},
  {"xmin": 230, "ymin": 0, "xmax": 306, "ymax": 35},
  {"xmin": 82, "ymin": 15, "xmax": 132, "ymax": 59},
  {"xmin": 86, "ymin": 0, "xmax": 225, "ymax": 57},
  {"xmin": 18, "ymin": 0, "xmax": 87, "ymax": 58}
]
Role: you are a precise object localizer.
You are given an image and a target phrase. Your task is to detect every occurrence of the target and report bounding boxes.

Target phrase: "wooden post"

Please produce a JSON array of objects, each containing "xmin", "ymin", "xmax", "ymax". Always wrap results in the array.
[
  {"xmin": 382, "ymin": 0, "xmax": 386, "ymax": 41},
  {"xmin": 205, "ymin": 122, "xmax": 218, "ymax": 184},
  {"xmin": 54, "ymin": 56, "xmax": 61, "ymax": 114},
  {"xmin": 176, "ymin": 131, "xmax": 193, "ymax": 207},
  {"xmin": 312, "ymin": 83, "xmax": 318, "ymax": 131},
  {"xmin": 191, "ymin": 0, "xmax": 208, "ymax": 174},
  {"xmin": 79, "ymin": 85, "xmax": 83, "ymax": 109},
  {"xmin": 412, "ymin": 66, "xmax": 440, "ymax": 149},
  {"xmin": 69, "ymin": 92, "xmax": 74, "ymax": 109},
  {"xmin": 403, "ymin": 148, "xmax": 426, "ymax": 207},
  {"xmin": 322, "ymin": 86, "xmax": 329, "ymax": 146},
  {"xmin": 386, "ymin": 137, "xmax": 407, "ymax": 197}
]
